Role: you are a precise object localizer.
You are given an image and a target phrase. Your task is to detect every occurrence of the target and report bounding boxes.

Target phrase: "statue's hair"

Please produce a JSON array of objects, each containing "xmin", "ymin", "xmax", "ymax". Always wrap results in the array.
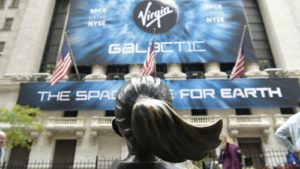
[
  {"xmin": 114, "ymin": 77, "xmax": 171, "ymax": 148},
  {"xmin": 114, "ymin": 77, "xmax": 222, "ymax": 162}
]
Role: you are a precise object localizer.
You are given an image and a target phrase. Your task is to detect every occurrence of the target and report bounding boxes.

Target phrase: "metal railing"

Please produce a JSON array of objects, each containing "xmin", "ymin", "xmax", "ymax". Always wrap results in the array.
[
  {"xmin": 197, "ymin": 149, "xmax": 292, "ymax": 169},
  {"xmin": 0, "ymin": 149, "xmax": 295, "ymax": 169},
  {"xmin": 0, "ymin": 158, "xmax": 115, "ymax": 169}
]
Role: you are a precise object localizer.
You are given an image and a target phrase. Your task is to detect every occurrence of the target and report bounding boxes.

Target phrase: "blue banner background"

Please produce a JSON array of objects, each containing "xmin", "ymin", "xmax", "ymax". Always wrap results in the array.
[
  {"xmin": 17, "ymin": 79, "xmax": 300, "ymax": 111},
  {"xmin": 67, "ymin": 0, "xmax": 256, "ymax": 65}
]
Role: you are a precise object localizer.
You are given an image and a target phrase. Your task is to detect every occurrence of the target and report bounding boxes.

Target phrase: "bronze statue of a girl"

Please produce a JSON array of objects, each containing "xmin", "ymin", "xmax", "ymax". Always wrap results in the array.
[{"xmin": 111, "ymin": 77, "xmax": 222, "ymax": 169}]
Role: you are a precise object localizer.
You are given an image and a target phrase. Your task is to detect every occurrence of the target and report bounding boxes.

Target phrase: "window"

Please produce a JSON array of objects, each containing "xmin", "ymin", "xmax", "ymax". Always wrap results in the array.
[
  {"xmin": 151, "ymin": 64, "xmax": 166, "ymax": 79},
  {"xmin": 106, "ymin": 65, "xmax": 128, "ymax": 80},
  {"xmin": 182, "ymin": 63, "xmax": 204, "ymax": 72},
  {"xmin": 40, "ymin": 0, "xmax": 69, "ymax": 72},
  {"xmin": 235, "ymin": 108, "xmax": 251, "ymax": 115},
  {"xmin": 63, "ymin": 111, "xmax": 78, "ymax": 117},
  {"xmin": 69, "ymin": 66, "xmax": 91, "ymax": 81},
  {"xmin": 156, "ymin": 64, "xmax": 167, "ymax": 73},
  {"xmin": 0, "ymin": 42, "xmax": 5, "ymax": 54},
  {"xmin": 3, "ymin": 18, "xmax": 13, "ymax": 30},
  {"xmin": 105, "ymin": 110, "xmax": 115, "ymax": 117},
  {"xmin": 10, "ymin": 0, "xmax": 19, "ymax": 8},
  {"xmin": 106, "ymin": 65, "xmax": 129, "ymax": 74},
  {"xmin": 0, "ymin": 0, "xmax": 6, "ymax": 8},
  {"xmin": 182, "ymin": 63, "xmax": 205, "ymax": 79},
  {"xmin": 191, "ymin": 109, "xmax": 207, "ymax": 116},
  {"xmin": 242, "ymin": 0, "xmax": 275, "ymax": 68},
  {"xmin": 280, "ymin": 108, "xmax": 295, "ymax": 115},
  {"xmin": 220, "ymin": 63, "xmax": 235, "ymax": 74}
]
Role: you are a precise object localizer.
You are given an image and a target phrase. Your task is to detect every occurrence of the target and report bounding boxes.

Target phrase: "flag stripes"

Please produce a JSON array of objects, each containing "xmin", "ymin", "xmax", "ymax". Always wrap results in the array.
[
  {"xmin": 229, "ymin": 46, "xmax": 245, "ymax": 80},
  {"xmin": 230, "ymin": 25, "xmax": 247, "ymax": 80},
  {"xmin": 142, "ymin": 40, "xmax": 155, "ymax": 76},
  {"xmin": 50, "ymin": 39, "xmax": 72, "ymax": 86}
]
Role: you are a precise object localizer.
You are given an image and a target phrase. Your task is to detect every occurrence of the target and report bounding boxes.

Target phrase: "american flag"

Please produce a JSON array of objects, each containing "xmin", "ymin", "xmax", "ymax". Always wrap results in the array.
[
  {"xmin": 142, "ymin": 40, "xmax": 155, "ymax": 76},
  {"xmin": 50, "ymin": 38, "xmax": 72, "ymax": 86},
  {"xmin": 229, "ymin": 45, "xmax": 245, "ymax": 80},
  {"xmin": 230, "ymin": 25, "xmax": 247, "ymax": 80}
]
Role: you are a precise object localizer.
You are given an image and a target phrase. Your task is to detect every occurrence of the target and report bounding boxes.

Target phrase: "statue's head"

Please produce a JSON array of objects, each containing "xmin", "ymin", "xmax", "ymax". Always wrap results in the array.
[{"xmin": 112, "ymin": 76, "xmax": 222, "ymax": 162}]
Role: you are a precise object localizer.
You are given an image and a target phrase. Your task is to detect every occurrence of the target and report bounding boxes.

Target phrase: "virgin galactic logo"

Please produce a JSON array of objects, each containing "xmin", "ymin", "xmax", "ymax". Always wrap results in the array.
[{"xmin": 133, "ymin": 0, "xmax": 179, "ymax": 33}]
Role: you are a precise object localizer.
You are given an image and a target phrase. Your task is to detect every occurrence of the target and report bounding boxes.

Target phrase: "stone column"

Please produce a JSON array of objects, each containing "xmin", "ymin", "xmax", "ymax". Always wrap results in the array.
[
  {"xmin": 244, "ymin": 62, "xmax": 268, "ymax": 79},
  {"xmin": 164, "ymin": 63, "xmax": 186, "ymax": 80},
  {"xmin": 204, "ymin": 62, "xmax": 227, "ymax": 79},
  {"xmin": 124, "ymin": 64, "xmax": 142, "ymax": 80},
  {"xmin": 84, "ymin": 65, "xmax": 107, "ymax": 81}
]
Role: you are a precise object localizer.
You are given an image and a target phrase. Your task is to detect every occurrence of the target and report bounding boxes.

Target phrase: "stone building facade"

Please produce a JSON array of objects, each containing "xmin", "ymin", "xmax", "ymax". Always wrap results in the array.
[{"xmin": 0, "ymin": 0, "xmax": 300, "ymax": 168}]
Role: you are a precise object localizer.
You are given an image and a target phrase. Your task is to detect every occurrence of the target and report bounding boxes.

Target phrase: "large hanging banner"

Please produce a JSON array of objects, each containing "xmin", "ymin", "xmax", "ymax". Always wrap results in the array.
[
  {"xmin": 17, "ymin": 79, "xmax": 300, "ymax": 111},
  {"xmin": 67, "ymin": 0, "xmax": 256, "ymax": 65}
]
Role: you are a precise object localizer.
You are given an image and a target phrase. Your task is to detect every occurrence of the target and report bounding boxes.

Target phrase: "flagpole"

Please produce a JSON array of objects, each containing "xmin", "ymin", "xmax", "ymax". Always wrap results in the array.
[
  {"xmin": 64, "ymin": 31, "xmax": 81, "ymax": 81},
  {"xmin": 229, "ymin": 25, "xmax": 247, "ymax": 80},
  {"xmin": 237, "ymin": 25, "xmax": 247, "ymax": 57},
  {"xmin": 63, "ymin": 3, "xmax": 81, "ymax": 81},
  {"xmin": 153, "ymin": 28, "xmax": 156, "ymax": 78}
]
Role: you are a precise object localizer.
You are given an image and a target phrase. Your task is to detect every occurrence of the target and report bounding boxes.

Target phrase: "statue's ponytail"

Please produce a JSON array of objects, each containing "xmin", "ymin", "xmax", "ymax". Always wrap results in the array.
[{"xmin": 113, "ymin": 77, "xmax": 222, "ymax": 162}]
